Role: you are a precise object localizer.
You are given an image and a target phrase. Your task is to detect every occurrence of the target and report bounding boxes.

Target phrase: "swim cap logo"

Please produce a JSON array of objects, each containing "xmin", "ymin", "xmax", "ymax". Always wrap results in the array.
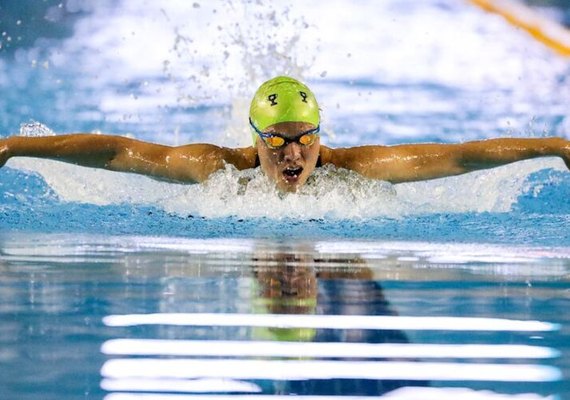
[
  {"xmin": 299, "ymin": 91, "xmax": 308, "ymax": 103},
  {"xmin": 268, "ymin": 94, "xmax": 278, "ymax": 106}
]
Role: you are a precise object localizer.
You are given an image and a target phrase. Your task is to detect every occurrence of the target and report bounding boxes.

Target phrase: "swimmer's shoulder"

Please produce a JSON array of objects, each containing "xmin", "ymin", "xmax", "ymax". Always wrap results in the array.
[
  {"xmin": 319, "ymin": 144, "xmax": 391, "ymax": 169},
  {"xmin": 171, "ymin": 144, "xmax": 257, "ymax": 171},
  {"xmin": 226, "ymin": 146, "xmax": 258, "ymax": 170},
  {"xmin": 319, "ymin": 145, "xmax": 336, "ymax": 166}
]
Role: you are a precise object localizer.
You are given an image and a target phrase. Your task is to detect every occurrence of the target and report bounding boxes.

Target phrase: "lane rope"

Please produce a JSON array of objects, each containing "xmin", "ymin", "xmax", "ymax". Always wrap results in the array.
[{"xmin": 469, "ymin": 0, "xmax": 570, "ymax": 57}]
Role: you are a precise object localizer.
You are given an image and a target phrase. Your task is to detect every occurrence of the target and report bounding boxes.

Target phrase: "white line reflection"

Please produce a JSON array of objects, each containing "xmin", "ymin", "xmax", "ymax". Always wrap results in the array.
[
  {"xmin": 103, "ymin": 389, "xmax": 557, "ymax": 400},
  {"xmin": 101, "ymin": 339, "xmax": 559, "ymax": 359},
  {"xmin": 102, "ymin": 313, "xmax": 559, "ymax": 332},
  {"xmin": 101, "ymin": 378, "xmax": 261, "ymax": 393},
  {"xmin": 101, "ymin": 359, "xmax": 562, "ymax": 382}
]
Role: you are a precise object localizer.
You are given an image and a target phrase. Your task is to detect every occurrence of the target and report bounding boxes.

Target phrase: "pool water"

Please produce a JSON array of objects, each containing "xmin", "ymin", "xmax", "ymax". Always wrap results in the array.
[
  {"xmin": 1, "ymin": 0, "xmax": 570, "ymax": 398},
  {"xmin": 1, "ymin": 234, "xmax": 569, "ymax": 399}
]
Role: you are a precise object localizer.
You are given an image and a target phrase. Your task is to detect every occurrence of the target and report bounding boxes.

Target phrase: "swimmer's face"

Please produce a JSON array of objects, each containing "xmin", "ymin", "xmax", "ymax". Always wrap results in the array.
[{"xmin": 256, "ymin": 121, "xmax": 320, "ymax": 192}]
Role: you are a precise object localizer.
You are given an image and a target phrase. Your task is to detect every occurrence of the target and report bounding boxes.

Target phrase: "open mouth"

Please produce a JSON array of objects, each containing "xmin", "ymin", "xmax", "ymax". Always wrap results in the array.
[{"xmin": 282, "ymin": 166, "xmax": 303, "ymax": 180}]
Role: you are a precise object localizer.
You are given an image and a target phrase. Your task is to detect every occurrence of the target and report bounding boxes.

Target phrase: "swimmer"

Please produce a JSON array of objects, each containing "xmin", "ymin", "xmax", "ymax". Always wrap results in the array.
[{"xmin": 0, "ymin": 76, "xmax": 569, "ymax": 192}]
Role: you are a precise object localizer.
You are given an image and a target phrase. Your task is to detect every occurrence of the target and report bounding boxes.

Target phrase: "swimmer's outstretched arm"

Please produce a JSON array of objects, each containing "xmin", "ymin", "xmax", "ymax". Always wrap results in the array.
[
  {"xmin": 0, "ymin": 134, "xmax": 257, "ymax": 183},
  {"xmin": 324, "ymin": 137, "xmax": 570, "ymax": 183}
]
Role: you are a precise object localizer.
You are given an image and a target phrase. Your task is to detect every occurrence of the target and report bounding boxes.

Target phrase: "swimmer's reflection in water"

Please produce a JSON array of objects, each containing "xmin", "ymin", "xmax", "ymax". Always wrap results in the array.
[{"xmin": 250, "ymin": 251, "xmax": 429, "ymax": 395}]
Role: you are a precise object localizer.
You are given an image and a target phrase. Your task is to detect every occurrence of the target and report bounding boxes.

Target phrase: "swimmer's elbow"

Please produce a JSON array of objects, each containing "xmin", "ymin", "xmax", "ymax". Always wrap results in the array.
[{"xmin": 103, "ymin": 138, "xmax": 172, "ymax": 176}]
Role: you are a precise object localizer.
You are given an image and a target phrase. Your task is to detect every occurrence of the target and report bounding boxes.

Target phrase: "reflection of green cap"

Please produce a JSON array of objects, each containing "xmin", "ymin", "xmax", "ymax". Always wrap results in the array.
[
  {"xmin": 250, "ymin": 279, "xmax": 317, "ymax": 342},
  {"xmin": 253, "ymin": 326, "xmax": 317, "ymax": 342},
  {"xmin": 249, "ymin": 76, "xmax": 320, "ymax": 145}
]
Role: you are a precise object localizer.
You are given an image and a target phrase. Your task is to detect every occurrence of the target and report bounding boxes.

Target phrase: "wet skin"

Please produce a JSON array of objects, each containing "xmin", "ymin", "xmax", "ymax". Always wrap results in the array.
[
  {"xmin": 255, "ymin": 121, "xmax": 321, "ymax": 193},
  {"xmin": 2, "ymin": 126, "xmax": 569, "ymax": 192}
]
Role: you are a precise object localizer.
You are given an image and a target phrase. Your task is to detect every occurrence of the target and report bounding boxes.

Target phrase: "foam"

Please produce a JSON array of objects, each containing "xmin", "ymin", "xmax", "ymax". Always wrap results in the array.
[{"xmin": 7, "ymin": 155, "xmax": 566, "ymax": 220}]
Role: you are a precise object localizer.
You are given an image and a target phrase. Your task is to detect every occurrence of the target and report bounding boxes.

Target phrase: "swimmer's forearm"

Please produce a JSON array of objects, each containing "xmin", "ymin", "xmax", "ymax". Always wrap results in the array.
[
  {"xmin": 3, "ymin": 134, "xmax": 186, "ymax": 182},
  {"xmin": 406, "ymin": 137, "xmax": 570, "ymax": 181},
  {"xmin": 458, "ymin": 137, "xmax": 570, "ymax": 170},
  {"xmin": 5, "ymin": 134, "xmax": 124, "ymax": 168},
  {"xmin": 394, "ymin": 137, "xmax": 570, "ymax": 181}
]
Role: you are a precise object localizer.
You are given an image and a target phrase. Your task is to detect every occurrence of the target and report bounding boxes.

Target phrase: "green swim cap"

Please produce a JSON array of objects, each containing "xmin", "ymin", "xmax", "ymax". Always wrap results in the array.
[
  {"xmin": 253, "ymin": 326, "xmax": 317, "ymax": 342},
  {"xmin": 251, "ymin": 298, "xmax": 317, "ymax": 342},
  {"xmin": 250, "ymin": 278, "xmax": 318, "ymax": 342},
  {"xmin": 249, "ymin": 76, "xmax": 320, "ymax": 145}
]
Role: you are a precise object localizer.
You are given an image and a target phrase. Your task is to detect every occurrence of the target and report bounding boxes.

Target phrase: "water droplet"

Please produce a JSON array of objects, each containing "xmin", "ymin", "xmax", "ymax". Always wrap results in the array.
[{"xmin": 19, "ymin": 121, "xmax": 55, "ymax": 137}]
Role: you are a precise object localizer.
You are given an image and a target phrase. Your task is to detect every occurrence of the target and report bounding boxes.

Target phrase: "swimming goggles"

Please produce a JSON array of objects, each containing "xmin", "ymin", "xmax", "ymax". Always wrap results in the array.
[{"xmin": 249, "ymin": 118, "xmax": 320, "ymax": 149}]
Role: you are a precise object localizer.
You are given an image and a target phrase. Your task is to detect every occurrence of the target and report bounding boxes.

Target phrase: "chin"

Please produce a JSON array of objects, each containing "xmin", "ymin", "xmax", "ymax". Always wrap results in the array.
[
  {"xmin": 276, "ymin": 182, "xmax": 299, "ymax": 193},
  {"xmin": 276, "ymin": 176, "xmax": 308, "ymax": 193}
]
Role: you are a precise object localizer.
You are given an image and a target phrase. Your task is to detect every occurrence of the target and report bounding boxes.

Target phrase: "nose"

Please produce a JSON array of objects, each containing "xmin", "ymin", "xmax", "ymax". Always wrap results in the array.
[{"xmin": 282, "ymin": 142, "xmax": 302, "ymax": 163}]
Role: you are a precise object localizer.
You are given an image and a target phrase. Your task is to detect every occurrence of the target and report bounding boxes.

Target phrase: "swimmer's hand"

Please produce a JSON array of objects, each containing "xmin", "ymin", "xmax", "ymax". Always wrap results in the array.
[
  {"xmin": 562, "ymin": 139, "xmax": 570, "ymax": 170},
  {"xmin": 0, "ymin": 138, "xmax": 9, "ymax": 168}
]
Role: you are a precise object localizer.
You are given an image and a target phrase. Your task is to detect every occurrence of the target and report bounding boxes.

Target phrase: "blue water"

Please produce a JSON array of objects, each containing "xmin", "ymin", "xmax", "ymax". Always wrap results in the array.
[
  {"xmin": 2, "ymin": 164, "xmax": 570, "ymax": 244},
  {"xmin": 1, "ymin": 0, "xmax": 570, "ymax": 398}
]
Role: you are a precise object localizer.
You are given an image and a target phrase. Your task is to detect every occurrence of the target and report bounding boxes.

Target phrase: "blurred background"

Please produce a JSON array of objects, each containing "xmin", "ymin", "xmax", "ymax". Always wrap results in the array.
[{"xmin": 1, "ymin": 0, "xmax": 569, "ymax": 148}]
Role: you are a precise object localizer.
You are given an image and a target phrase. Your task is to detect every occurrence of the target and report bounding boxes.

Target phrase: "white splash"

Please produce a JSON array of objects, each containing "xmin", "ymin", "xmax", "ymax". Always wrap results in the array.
[
  {"xmin": 19, "ymin": 121, "xmax": 55, "ymax": 137},
  {"xmin": 7, "ymin": 155, "xmax": 567, "ymax": 219}
]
